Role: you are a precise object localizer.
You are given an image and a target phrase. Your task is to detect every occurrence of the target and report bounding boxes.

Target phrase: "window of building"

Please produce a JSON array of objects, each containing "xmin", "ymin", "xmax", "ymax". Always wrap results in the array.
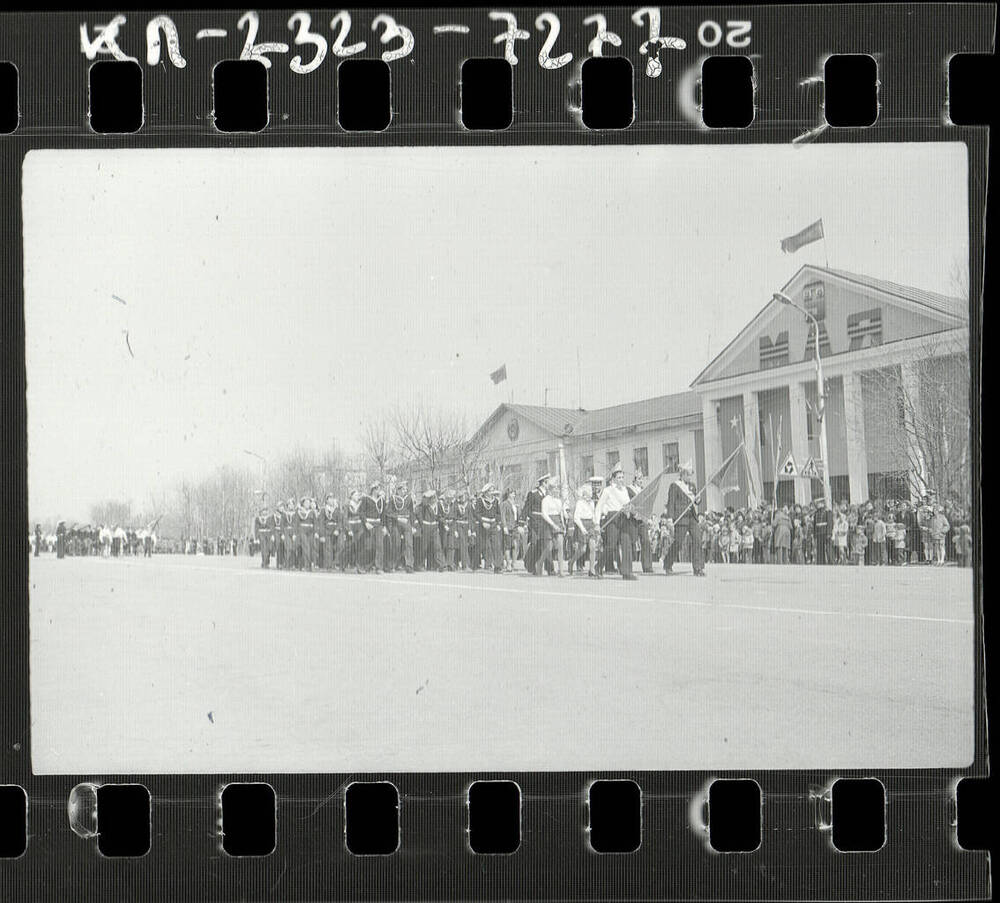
[
  {"xmin": 805, "ymin": 402, "xmax": 815, "ymax": 441},
  {"xmin": 506, "ymin": 463, "xmax": 523, "ymax": 491},
  {"xmin": 580, "ymin": 455, "xmax": 594, "ymax": 479},
  {"xmin": 847, "ymin": 308, "xmax": 883, "ymax": 350},
  {"xmin": 759, "ymin": 330, "xmax": 789, "ymax": 370},
  {"xmin": 535, "ymin": 459, "xmax": 548, "ymax": 480},
  {"xmin": 633, "ymin": 447, "xmax": 649, "ymax": 477},
  {"xmin": 662, "ymin": 442, "xmax": 680, "ymax": 472},
  {"xmin": 606, "ymin": 450, "xmax": 620, "ymax": 472}
]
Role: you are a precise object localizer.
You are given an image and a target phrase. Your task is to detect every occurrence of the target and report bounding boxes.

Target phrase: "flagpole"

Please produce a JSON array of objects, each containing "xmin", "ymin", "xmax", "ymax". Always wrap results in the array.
[{"xmin": 822, "ymin": 218, "xmax": 829, "ymax": 267}]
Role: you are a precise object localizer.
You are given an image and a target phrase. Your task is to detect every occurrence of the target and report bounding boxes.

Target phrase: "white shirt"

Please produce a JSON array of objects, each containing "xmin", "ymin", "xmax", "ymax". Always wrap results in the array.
[
  {"xmin": 595, "ymin": 483, "xmax": 630, "ymax": 522},
  {"xmin": 541, "ymin": 495, "xmax": 565, "ymax": 528},
  {"xmin": 574, "ymin": 498, "xmax": 596, "ymax": 533}
]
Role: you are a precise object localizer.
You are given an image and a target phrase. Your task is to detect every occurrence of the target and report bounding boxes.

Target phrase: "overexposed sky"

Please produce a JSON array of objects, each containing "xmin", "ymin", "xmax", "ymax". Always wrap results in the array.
[{"xmin": 23, "ymin": 143, "xmax": 968, "ymax": 520}]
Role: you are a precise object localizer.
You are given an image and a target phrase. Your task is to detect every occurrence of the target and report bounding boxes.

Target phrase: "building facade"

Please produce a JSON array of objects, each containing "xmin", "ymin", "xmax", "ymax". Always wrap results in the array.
[
  {"xmin": 441, "ymin": 266, "xmax": 969, "ymax": 512},
  {"xmin": 691, "ymin": 266, "xmax": 969, "ymax": 510}
]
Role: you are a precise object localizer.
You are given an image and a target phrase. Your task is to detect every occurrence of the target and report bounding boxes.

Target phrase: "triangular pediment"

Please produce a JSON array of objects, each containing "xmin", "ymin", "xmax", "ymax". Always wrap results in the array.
[{"xmin": 691, "ymin": 265, "xmax": 966, "ymax": 386}]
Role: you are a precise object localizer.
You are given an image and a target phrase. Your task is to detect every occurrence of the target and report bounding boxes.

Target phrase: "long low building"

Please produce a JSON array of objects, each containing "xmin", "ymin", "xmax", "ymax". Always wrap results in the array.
[{"xmin": 443, "ymin": 265, "xmax": 970, "ymax": 511}]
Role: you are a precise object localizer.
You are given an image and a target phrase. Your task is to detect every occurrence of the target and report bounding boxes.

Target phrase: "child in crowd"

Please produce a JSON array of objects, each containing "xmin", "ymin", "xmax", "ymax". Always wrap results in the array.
[
  {"xmin": 741, "ymin": 523, "xmax": 754, "ymax": 563},
  {"xmin": 729, "ymin": 520, "xmax": 742, "ymax": 563},
  {"xmin": 872, "ymin": 513, "xmax": 887, "ymax": 565},
  {"xmin": 893, "ymin": 517, "xmax": 908, "ymax": 565},
  {"xmin": 831, "ymin": 510, "xmax": 846, "ymax": 564},
  {"xmin": 851, "ymin": 524, "xmax": 868, "ymax": 565},
  {"xmin": 719, "ymin": 521, "xmax": 731, "ymax": 563}
]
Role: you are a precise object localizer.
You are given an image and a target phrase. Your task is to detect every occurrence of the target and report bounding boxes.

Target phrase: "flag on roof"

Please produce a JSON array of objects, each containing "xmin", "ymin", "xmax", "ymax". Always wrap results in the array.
[{"xmin": 490, "ymin": 364, "xmax": 507, "ymax": 384}]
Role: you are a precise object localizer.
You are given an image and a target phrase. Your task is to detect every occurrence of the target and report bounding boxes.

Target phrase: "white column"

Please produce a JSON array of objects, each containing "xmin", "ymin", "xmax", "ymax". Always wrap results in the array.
[
  {"xmin": 701, "ymin": 396, "xmax": 724, "ymax": 511},
  {"xmin": 787, "ymin": 381, "xmax": 812, "ymax": 505},
  {"xmin": 900, "ymin": 361, "xmax": 927, "ymax": 501},
  {"xmin": 842, "ymin": 370, "xmax": 870, "ymax": 504},
  {"xmin": 742, "ymin": 391, "xmax": 764, "ymax": 505}
]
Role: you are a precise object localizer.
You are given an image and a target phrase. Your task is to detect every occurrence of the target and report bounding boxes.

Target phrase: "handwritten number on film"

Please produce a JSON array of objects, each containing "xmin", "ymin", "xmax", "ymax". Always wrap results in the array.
[{"xmin": 79, "ymin": 10, "xmax": 751, "ymax": 74}]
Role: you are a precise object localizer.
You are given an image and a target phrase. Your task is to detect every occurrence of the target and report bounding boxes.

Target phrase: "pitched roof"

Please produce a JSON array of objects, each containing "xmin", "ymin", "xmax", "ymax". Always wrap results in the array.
[
  {"xmin": 505, "ymin": 404, "xmax": 586, "ymax": 437},
  {"xmin": 475, "ymin": 392, "xmax": 702, "ymax": 443},
  {"xmin": 575, "ymin": 391, "xmax": 702, "ymax": 435},
  {"xmin": 822, "ymin": 268, "xmax": 967, "ymax": 322}
]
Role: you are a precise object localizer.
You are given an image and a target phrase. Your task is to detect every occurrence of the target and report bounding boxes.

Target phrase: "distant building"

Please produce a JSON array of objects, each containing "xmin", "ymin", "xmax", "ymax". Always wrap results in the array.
[
  {"xmin": 459, "ymin": 391, "xmax": 704, "ymax": 498},
  {"xmin": 437, "ymin": 265, "xmax": 969, "ymax": 510}
]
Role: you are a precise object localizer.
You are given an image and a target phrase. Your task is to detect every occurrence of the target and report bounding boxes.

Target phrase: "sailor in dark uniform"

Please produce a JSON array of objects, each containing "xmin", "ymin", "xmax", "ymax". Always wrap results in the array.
[
  {"xmin": 522, "ymin": 475, "xmax": 551, "ymax": 574},
  {"xmin": 476, "ymin": 483, "xmax": 503, "ymax": 573},
  {"xmin": 387, "ymin": 480, "xmax": 415, "ymax": 572},
  {"xmin": 454, "ymin": 489, "xmax": 474, "ymax": 570},
  {"xmin": 664, "ymin": 463, "xmax": 705, "ymax": 576},
  {"xmin": 417, "ymin": 489, "xmax": 445, "ymax": 571},
  {"xmin": 360, "ymin": 482, "xmax": 386, "ymax": 573},
  {"xmin": 254, "ymin": 505, "xmax": 273, "ymax": 567},
  {"xmin": 439, "ymin": 489, "xmax": 457, "ymax": 570}
]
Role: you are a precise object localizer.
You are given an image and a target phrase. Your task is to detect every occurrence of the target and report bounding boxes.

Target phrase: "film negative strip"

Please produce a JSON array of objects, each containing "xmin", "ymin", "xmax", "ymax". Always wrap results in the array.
[{"xmin": 0, "ymin": 4, "xmax": 993, "ymax": 900}]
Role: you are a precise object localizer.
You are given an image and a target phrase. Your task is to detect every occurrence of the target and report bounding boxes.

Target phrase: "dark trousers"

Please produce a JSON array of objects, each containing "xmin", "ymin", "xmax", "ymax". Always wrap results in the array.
[
  {"xmin": 454, "ymin": 523, "xmax": 472, "ymax": 569},
  {"xmin": 814, "ymin": 529, "xmax": 830, "ymax": 565},
  {"xmin": 441, "ymin": 524, "xmax": 456, "ymax": 569},
  {"xmin": 603, "ymin": 517, "xmax": 635, "ymax": 578},
  {"xmin": 667, "ymin": 519, "xmax": 704, "ymax": 573},
  {"xmin": 480, "ymin": 524, "xmax": 502, "ymax": 571},
  {"xmin": 361, "ymin": 523, "xmax": 384, "ymax": 571},
  {"xmin": 259, "ymin": 534, "xmax": 272, "ymax": 567},
  {"xmin": 296, "ymin": 528, "xmax": 314, "ymax": 570},
  {"xmin": 420, "ymin": 523, "xmax": 445, "ymax": 570},
  {"xmin": 390, "ymin": 521, "xmax": 414, "ymax": 570}
]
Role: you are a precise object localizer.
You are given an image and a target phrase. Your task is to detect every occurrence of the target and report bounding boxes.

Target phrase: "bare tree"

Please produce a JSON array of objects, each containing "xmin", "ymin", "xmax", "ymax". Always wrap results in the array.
[
  {"xmin": 360, "ymin": 412, "xmax": 401, "ymax": 486},
  {"xmin": 89, "ymin": 499, "xmax": 132, "ymax": 527},
  {"xmin": 390, "ymin": 403, "xmax": 469, "ymax": 492},
  {"xmin": 857, "ymin": 332, "xmax": 970, "ymax": 505}
]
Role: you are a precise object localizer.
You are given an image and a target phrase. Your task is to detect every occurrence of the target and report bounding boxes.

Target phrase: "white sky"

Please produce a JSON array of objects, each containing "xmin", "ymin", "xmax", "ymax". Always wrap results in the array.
[{"xmin": 23, "ymin": 143, "xmax": 968, "ymax": 521}]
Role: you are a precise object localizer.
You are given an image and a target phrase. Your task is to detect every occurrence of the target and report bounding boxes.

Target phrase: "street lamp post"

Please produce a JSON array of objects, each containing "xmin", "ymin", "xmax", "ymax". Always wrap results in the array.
[
  {"xmin": 243, "ymin": 449, "xmax": 267, "ymax": 497},
  {"xmin": 773, "ymin": 292, "xmax": 833, "ymax": 509}
]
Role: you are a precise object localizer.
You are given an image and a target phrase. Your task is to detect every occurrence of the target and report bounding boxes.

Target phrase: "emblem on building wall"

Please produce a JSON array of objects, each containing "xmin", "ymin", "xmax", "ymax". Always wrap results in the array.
[{"xmin": 507, "ymin": 418, "xmax": 520, "ymax": 441}]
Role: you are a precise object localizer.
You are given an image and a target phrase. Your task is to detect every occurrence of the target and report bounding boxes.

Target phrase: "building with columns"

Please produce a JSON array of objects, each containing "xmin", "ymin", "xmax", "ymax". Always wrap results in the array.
[
  {"xmin": 450, "ymin": 265, "xmax": 967, "ymax": 510},
  {"xmin": 691, "ymin": 265, "xmax": 969, "ymax": 510}
]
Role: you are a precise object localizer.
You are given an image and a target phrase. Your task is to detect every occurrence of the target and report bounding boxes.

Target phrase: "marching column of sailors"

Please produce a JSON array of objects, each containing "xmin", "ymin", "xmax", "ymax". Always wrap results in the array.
[{"xmin": 251, "ymin": 462, "xmax": 707, "ymax": 580}]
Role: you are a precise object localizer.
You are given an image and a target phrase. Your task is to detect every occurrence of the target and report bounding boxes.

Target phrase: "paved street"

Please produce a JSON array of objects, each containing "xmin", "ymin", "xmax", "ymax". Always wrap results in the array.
[{"xmin": 29, "ymin": 555, "xmax": 974, "ymax": 774}]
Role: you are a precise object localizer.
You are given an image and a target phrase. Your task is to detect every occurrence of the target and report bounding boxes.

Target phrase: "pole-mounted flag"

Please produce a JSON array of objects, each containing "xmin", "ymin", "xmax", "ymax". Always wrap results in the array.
[
  {"xmin": 780, "ymin": 218, "xmax": 824, "ymax": 254},
  {"xmin": 490, "ymin": 364, "xmax": 507, "ymax": 384}
]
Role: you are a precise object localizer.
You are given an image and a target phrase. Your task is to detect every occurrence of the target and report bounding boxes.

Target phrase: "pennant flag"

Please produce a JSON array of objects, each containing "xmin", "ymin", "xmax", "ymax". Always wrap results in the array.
[
  {"xmin": 624, "ymin": 470, "xmax": 669, "ymax": 522},
  {"xmin": 780, "ymin": 218, "xmax": 824, "ymax": 254},
  {"xmin": 490, "ymin": 364, "xmax": 507, "ymax": 384},
  {"xmin": 800, "ymin": 457, "xmax": 821, "ymax": 479},
  {"xmin": 779, "ymin": 453, "xmax": 798, "ymax": 477},
  {"xmin": 710, "ymin": 442, "xmax": 747, "ymax": 498}
]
